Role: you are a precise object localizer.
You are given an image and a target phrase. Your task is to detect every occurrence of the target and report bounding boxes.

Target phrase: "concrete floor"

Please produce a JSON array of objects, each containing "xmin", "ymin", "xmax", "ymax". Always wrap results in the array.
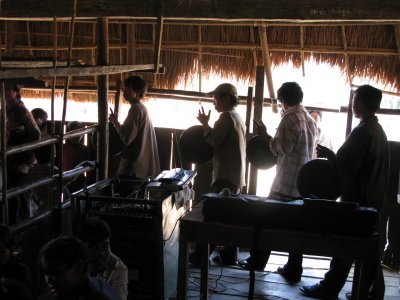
[{"xmin": 185, "ymin": 251, "xmax": 400, "ymax": 300}]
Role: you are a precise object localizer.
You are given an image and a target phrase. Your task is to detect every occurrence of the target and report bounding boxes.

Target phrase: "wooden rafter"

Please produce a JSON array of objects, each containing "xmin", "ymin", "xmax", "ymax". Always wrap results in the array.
[{"xmin": 0, "ymin": 64, "xmax": 163, "ymax": 79}]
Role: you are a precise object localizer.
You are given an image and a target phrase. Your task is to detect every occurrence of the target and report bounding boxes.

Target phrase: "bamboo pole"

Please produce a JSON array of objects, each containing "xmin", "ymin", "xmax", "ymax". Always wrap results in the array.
[
  {"xmin": 258, "ymin": 23, "xmax": 276, "ymax": 99},
  {"xmin": 51, "ymin": 17, "xmax": 58, "ymax": 177},
  {"xmin": 1, "ymin": 84, "xmax": 8, "ymax": 225},
  {"xmin": 5, "ymin": 21, "xmax": 14, "ymax": 54},
  {"xmin": 345, "ymin": 90, "xmax": 354, "ymax": 138},
  {"xmin": 97, "ymin": 17, "xmax": 109, "ymax": 180},
  {"xmin": 57, "ymin": 0, "xmax": 77, "ymax": 234},
  {"xmin": 248, "ymin": 66, "xmax": 264, "ymax": 195},
  {"xmin": 4, "ymin": 18, "xmax": 400, "ymax": 27},
  {"xmin": 250, "ymin": 26, "xmax": 259, "ymax": 70},
  {"xmin": 300, "ymin": 26, "xmax": 305, "ymax": 77},
  {"xmin": 394, "ymin": 25, "xmax": 400, "ymax": 55},
  {"xmin": 153, "ymin": 0, "xmax": 164, "ymax": 71},
  {"xmin": 198, "ymin": 25, "xmax": 202, "ymax": 93},
  {"xmin": 342, "ymin": 26, "xmax": 353, "ymax": 84},
  {"xmin": 5, "ymin": 43, "xmax": 400, "ymax": 57},
  {"xmin": 26, "ymin": 21, "xmax": 34, "ymax": 56},
  {"xmin": 244, "ymin": 86, "xmax": 254, "ymax": 194}
]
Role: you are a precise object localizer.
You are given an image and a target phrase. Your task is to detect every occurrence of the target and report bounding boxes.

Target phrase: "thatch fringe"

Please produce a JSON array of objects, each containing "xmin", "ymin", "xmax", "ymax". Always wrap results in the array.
[{"xmin": 2, "ymin": 20, "xmax": 399, "ymax": 102}]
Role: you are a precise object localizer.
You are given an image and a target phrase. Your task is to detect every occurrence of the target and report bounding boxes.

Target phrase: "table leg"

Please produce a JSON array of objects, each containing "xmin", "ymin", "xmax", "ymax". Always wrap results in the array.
[
  {"xmin": 351, "ymin": 260, "xmax": 369, "ymax": 300},
  {"xmin": 200, "ymin": 243, "xmax": 209, "ymax": 300},
  {"xmin": 177, "ymin": 228, "xmax": 189, "ymax": 300}
]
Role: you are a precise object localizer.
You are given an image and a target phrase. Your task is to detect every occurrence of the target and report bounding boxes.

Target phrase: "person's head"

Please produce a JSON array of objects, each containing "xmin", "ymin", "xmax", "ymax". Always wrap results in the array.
[
  {"xmin": 66, "ymin": 121, "xmax": 84, "ymax": 144},
  {"xmin": 76, "ymin": 218, "xmax": 111, "ymax": 272},
  {"xmin": 4, "ymin": 84, "xmax": 21, "ymax": 106},
  {"xmin": 309, "ymin": 110, "xmax": 322, "ymax": 124},
  {"xmin": 35, "ymin": 144, "xmax": 52, "ymax": 164},
  {"xmin": 39, "ymin": 236, "xmax": 89, "ymax": 296},
  {"xmin": 0, "ymin": 224, "xmax": 14, "ymax": 267},
  {"xmin": 208, "ymin": 83, "xmax": 239, "ymax": 113},
  {"xmin": 352, "ymin": 85, "xmax": 382, "ymax": 119},
  {"xmin": 31, "ymin": 108, "xmax": 48, "ymax": 129},
  {"xmin": 123, "ymin": 76, "xmax": 147, "ymax": 103},
  {"xmin": 277, "ymin": 82, "xmax": 303, "ymax": 110}
]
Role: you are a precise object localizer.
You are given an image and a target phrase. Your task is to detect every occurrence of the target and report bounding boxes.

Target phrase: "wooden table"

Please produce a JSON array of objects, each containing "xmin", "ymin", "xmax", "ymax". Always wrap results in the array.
[{"xmin": 177, "ymin": 205, "xmax": 380, "ymax": 300}]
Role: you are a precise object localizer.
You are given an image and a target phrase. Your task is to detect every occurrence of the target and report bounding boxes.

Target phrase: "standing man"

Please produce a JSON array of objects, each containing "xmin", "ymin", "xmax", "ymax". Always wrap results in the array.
[
  {"xmin": 196, "ymin": 83, "xmax": 246, "ymax": 264},
  {"xmin": 109, "ymin": 76, "xmax": 160, "ymax": 182},
  {"xmin": 238, "ymin": 82, "xmax": 317, "ymax": 281},
  {"xmin": 301, "ymin": 85, "xmax": 389, "ymax": 300},
  {"xmin": 5, "ymin": 84, "xmax": 41, "ymax": 223}
]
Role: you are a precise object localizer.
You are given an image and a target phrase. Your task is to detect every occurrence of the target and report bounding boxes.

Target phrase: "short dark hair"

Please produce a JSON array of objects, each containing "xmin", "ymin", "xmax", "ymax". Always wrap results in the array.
[
  {"xmin": 354, "ymin": 85, "xmax": 382, "ymax": 112},
  {"xmin": 34, "ymin": 144, "xmax": 52, "ymax": 164},
  {"xmin": 277, "ymin": 82, "xmax": 303, "ymax": 106},
  {"xmin": 124, "ymin": 76, "xmax": 147, "ymax": 100},
  {"xmin": 39, "ymin": 236, "xmax": 88, "ymax": 272},
  {"xmin": 31, "ymin": 108, "xmax": 48, "ymax": 120},
  {"xmin": 76, "ymin": 218, "xmax": 111, "ymax": 243}
]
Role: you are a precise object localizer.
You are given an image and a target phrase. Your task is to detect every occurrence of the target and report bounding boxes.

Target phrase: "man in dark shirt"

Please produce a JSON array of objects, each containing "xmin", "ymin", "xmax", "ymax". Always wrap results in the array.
[{"xmin": 301, "ymin": 85, "xmax": 389, "ymax": 300}]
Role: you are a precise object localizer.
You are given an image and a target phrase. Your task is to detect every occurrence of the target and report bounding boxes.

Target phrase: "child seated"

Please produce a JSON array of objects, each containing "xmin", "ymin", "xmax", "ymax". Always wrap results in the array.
[
  {"xmin": 38, "ymin": 236, "xmax": 121, "ymax": 300},
  {"xmin": 76, "ymin": 218, "xmax": 128, "ymax": 300}
]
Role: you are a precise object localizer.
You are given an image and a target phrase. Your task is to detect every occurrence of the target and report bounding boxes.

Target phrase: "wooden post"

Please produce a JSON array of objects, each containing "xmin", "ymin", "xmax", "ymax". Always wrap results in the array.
[
  {"xmin": 248, "ymin": 66, "xmax": 264, "ymax": 195},
  {"xmin": 394, "ymin": 25, "xmax": 400, "ymax": 55},
  {"xmin": 1, "ymin": 84, "xmax": 8, "ymax": 225},
  {"xmin": 198, "ymin": 25, "xmax": 203, "ymax": 92},
  {"xmin": 258, "ymin": 24, "xmax": 276, "ymax": 99},
  {"xmin": 26, "ymin": 22, "xmax": 34, "ymax": 56},
  {"xmin": 244, "ymin": 86, "xmax": 254, "ymax": 194},
  {"xmin": 97, "ymin": 17, "xmax": 109, "ymax": 180},
  {"xmin": 300, "ymin": 26, "xmax": 305, "ymax": 77},
  {"xmin": 345, "ymin": 89, "xmax": 354, "ymax": 138},
  {"xmin": 341, "ymin": 26, "xmax": 353, "ymax": 85},
  {"xmin": 153, "ymin": 0, "xmax": 164, "ymax": 75},
  {"xmin": 5, "ymin": 21, "xmax": 14, "ymax": 54},
  {"xmin": 250, "ymin": 26, "xmax": 259, "ymax": 70}
]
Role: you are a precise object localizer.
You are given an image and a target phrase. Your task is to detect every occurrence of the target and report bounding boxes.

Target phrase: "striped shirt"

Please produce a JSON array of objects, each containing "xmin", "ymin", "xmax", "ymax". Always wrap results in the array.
[{"xmin": 269, "ymin": 105, "xmax": 318, "ymax": 197}]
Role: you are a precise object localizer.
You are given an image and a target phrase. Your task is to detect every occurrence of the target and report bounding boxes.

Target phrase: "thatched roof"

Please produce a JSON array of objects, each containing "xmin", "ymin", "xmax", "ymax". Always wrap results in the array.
[{"xmin": 1, "ymin": 1, "xmax": 400, "ymax": 101}]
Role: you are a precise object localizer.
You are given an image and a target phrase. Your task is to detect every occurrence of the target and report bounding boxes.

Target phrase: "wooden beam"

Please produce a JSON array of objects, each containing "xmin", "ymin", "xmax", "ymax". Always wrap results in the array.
[
  {"xmin": 127, "ymin": 23, "xmax": 136, "ymax": 65},
  {"xmin": 1, "ymin": 0, "xmax": 400, "ymax": 21},
  {"xmin": 248, "ymin": 66, "xmax": 265, "ymax": 195},
  {"xmin": 0, "ymin": 64, "xmax": 163, "ymax": 79},
  {"xmin": 153, "ymin": 0, "xmax": 164, "ymax": 75},
  {"xmin": 258, "ymin": 24, "xmax": 275, "ymax": 98},
  {"xmin": 394, "ymin": 24, "xmax": 400, "ymax": 55},
  {"xmin": 342, "ymin": 26, "xmax": 353, "ymax": 84},
  {"xmin": 1, "ymin": 84, "xmax": 8, "ymax": 224},
  {"xmin": 97, "ymin": 17, "xmax": 109, "ymax": 180},
  {"xmin": 5, "ymin": 21, "xmax": 14, "ymax": 54},
  {"xmin": 6, "ymin": 42, "xmax": 399, "ymax": 57},
  {"xmin": 300, "ymin": 26, "xmax": 305, "ymax": 77}
]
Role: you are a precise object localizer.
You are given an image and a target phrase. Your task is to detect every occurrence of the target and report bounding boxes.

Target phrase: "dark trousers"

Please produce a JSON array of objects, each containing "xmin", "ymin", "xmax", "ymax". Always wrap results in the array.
[
  {"xmin": 319, "ymin": 257, "xmax": 384, "ymax": 299},
  {"xmin": 246, "ymin": 191, "xmax": 303, "ymax": 272},
  {"xmin": 193, "ymin": 179, "xmax": 240, "ymax": 263}
]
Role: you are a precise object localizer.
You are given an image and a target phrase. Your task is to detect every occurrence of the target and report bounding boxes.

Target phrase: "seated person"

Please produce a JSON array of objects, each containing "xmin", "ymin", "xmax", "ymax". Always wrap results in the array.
[
  {"xmin": 0, "ymin": 224, "xmax": 31, "ymax": 290},
  {"xmin": 0, "ymin": 278, "xmax": 34, "ymax": 300},
  {"xmin": 31, "ymin": 108, "xmax": 49, "ymax": 136},
  {"xmin": 29, "ymin": 145, "xmax": 59, "ymax": 216},
  {"xmin": 62, "ymin": 121, "xmax": 91, "ymax": 193},
  {"xmin": 38, "ymin": 236, "xmax": 121, "ymax": 300},
  {"xmin": 76, "ymin": 218, "xmax": 128, "ymax": 300}
]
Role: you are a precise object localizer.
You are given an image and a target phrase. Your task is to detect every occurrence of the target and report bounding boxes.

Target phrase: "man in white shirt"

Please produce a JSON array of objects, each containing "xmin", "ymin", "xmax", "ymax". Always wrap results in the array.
[{"xmin": 238, "ymin": 82, "xmax": 317, "ymax": 281}]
